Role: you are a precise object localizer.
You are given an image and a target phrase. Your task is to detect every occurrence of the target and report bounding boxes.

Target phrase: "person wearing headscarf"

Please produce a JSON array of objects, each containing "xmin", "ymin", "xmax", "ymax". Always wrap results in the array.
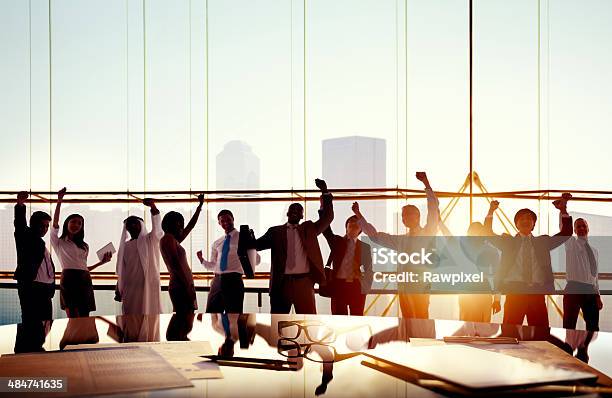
[{"xmin": 116, "ymin": 199, "xmax": 163, "ymax": 315}]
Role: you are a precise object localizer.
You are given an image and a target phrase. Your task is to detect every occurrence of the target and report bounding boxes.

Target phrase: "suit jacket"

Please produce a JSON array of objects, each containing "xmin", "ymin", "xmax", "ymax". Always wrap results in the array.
[
  {"xmin": 322, "ymin": 226, "xmax": 373, "ymax": 293},
  {"xmin": 255, "ymin": 193, "xmax": 333, "ymax": 295},
  {"xmin": 485, "ymin": 214, "xmax": 572, "ymax": 294},
  {"xmin": 13, "ymin": 204, "xmax": 55, "ymax": 284}
]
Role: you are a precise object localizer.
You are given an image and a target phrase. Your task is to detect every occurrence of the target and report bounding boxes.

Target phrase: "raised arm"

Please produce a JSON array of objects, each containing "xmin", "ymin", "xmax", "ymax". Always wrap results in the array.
[
  {"xmin": 50, "ymin": 188, "xmax": 67, "ymax": 249},
  {"xmin": 322, "ymin": 223, "xmax": 336, "ymax": 247},
  {"xmin": 14, "ymin": 191, "xmax": 29, "ymax": 235},
  {"xmin": 52, "ymin": 187, "xmax": 66, "ymax": 230},
  {"xmin": 549, "ymin": 193, "xmax": 573, "ymax": 250},
  {"xmin": 352, "ymin": 201, "xmax": 403, "ymax": 250},
  {"xmin": 483, "ymin": 200, "xmax": 505, "ymax": 250},
  {"xmin": 416, "ymin": 172, "xmax": 440, "ymax": 235},
  {"xmin": 312, "ymin": 178, "xmax": 334, "ymax": 235},
  {"xmin": 179, "ymin": 194, "xmax": 204, "ymax": 243},
  {"xmin": 143, "ymin": 198, "xmax": 163, "ymax": 241}
]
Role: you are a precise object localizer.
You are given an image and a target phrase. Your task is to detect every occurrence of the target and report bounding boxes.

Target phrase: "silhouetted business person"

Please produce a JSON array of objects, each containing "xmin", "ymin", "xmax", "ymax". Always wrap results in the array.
[
  {"xmin": 254, "ymin": 179, "xmax": 333, "ymax": 314},
  {"xmin": 563, "ymin": 217, "xmax": 603, "ymax": 331},
  {"xmin": 14, "ymin": 191, "xmax": 55, "ymax": 322},
  {"xmin": 197, "ymin": 209, "xmax": 260, "ymax": 314},
  {"xmin": 322, "ymin": 215, "xmax": 373, "ymax": 316},
  {"xmin": 352, "ymin": 172, "xmax": 439, "ymax": 319},
  {"xmin": 484, "ymin": 195, "xmax": 573, "ymax": 327},
  {"xmin": 160, "ymin": 194, "xmax": 204, "ymax": 314}
]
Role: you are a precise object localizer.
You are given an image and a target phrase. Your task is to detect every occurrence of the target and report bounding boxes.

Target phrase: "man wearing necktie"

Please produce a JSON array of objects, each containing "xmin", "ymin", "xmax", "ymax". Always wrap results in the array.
[
  {"xmin": 198, "ymin": 210, "xmax": 260, "ymax": 313},
  {"xmin": 13, "ymin": 191, "xmax": 56, "ymax": 322},
  {"xmin": 253, "ymin": 179, "xmax": 334, "ymax": 314},
  {"xmin": 563, "ymin": 217, "xmax": 603, "ymax": 331},
  {"xmin": 484, "ymin": 194, "xmax": 573, "ymax": 327},
  {"xmin": 322, "ymin": 215, "xmax": 373, "ymax": 316}
]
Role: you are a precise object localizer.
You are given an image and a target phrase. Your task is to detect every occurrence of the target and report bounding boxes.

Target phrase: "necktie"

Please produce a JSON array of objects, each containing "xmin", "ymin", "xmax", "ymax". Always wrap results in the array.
[
  {"xmin": 584, "ymin": 241, "xmax": 597, "ymax": 277},
  {"xmin": 521, "ymin": 237, "xmax": 533, "ymax": 284},
  {"xmin": 286, "ymin": 225, "xmax": 296, "ymax": 267},
  {"xmin": 220, "ymin": 234, "xmax": 231, "ymax": 272},
  {"xmin": 346, "ymin": 238, "xmax": 355, "ymax": 282}
]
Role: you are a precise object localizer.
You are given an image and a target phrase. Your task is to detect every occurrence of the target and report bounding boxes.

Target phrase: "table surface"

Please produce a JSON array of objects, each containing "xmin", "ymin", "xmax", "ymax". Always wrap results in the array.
[{"xmin": 1, "ymin": 313, "xmax": 611, "ymax": 398}]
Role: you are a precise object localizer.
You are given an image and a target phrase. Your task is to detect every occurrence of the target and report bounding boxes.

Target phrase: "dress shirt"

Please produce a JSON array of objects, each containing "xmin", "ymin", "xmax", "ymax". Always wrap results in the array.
[
  {"xmin": 506, "ymin": 234, "xmax": 546, "ymax": 285},
  {"xmin": 336, "ymin": 237, "xmax": 358, "ymax": 281},
  {"xmin": 34, "ymin": 247, "xmax": 55, "ymax": 284},
  {"xmin": 285, "ymin": 223, "xmax": 309, "ymax": 274},
  {"xmin": 50, "ymin": 226, "xmax": 89, "ymax": 271},
  {"xmin": 201, "ymin": 229, "xmax": 244, "ymax": 274},
  {"xmin": 201, "ymin": 229, "xmax": 261, "ymax": 274},
  {"xmin": 565, "ymin": 237, "xmax": 599, "ymax": 293}
]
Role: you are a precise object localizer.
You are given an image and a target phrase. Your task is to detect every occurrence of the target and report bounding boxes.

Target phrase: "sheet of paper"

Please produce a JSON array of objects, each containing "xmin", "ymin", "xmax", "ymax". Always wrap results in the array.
[
  {"xmin": 65, "ymin": 340, "xmax": 222, "ymax": 379},
  {"xmin": 0, "ymin": 346, "xmax": 193, "ymax": 397},
  {"xmin": 96, "ymin": 242, "xmax": 116, "ymax": 261},
  {"xmin": 363, "ymin": 343, "xmax": 596, "ymax": 390}
]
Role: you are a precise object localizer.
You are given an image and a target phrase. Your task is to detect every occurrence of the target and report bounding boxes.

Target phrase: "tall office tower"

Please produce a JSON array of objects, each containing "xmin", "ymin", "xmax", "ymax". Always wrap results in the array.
[
  {"xmin": 322, "ymin": 136, "xmax": 387, "ymax": 233},
  {"xmin": 216, "ymin": 140, "xmax": 261, "ymax": 235}
]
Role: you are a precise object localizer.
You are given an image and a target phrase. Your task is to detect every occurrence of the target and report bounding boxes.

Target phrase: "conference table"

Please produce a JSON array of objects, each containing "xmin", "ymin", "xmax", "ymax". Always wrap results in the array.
[{"xmin": 0, "ymin": 313, "xmax": 611, "ymax": 397}]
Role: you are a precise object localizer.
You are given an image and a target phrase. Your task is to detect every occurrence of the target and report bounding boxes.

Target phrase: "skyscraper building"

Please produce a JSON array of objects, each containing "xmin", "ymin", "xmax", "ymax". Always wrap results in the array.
[{"xmin": 322, "ymin": 136, "xmax": 387, "ymax": 233}]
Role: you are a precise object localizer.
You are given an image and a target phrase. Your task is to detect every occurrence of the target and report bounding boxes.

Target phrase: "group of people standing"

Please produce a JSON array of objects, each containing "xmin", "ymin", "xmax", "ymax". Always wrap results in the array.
[{"xmin": 12, "ymin": 172, "xmax": 603, "ymax": 331}]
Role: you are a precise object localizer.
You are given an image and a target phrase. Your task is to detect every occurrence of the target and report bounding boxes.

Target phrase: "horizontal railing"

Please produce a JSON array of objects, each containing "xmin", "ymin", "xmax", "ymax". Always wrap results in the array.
[{"xmin": 2, "ymin": 187, "xmax": 612, "ymax": 203}]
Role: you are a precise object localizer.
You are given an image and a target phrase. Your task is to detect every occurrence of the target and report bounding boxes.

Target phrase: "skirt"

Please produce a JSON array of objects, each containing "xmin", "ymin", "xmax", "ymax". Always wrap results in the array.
[{"xmin": 60, "ymin": 269, "xmax": 96, "ymax": 312}]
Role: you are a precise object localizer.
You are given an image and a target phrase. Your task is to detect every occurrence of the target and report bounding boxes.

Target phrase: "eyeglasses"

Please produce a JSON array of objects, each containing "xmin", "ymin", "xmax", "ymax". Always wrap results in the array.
[
  {"xmin": 277, "ymin": 338, "xmax": 359, "ymax": 364},
  {"xmin": 277, "ymin": 320, "xmax": 336, "ymax": 344}
]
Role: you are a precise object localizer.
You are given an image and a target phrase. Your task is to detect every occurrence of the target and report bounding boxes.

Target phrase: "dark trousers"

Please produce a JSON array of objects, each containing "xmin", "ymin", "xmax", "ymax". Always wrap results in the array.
[
  {"xmin": 270, "ymin": 274, "xmax": 316, "ymax": 314},
  {"xmin": 331, "ymin": 279, "xmax": 365, "ymax": 316},
  {"xmin": 398, "ymin": 294, "xmax": 430, "ymax": 319},
  {"xmin": 206, "ymin": 273, "xmax": 245, "ymax": 313},
  {"xmin": 563, "ymin": 292, "xmax": 599, "ymax": 332},
  {"xmin": 503, "ymin": 294, "xmax": 549, "ymax": 327},
  {"xmin": 17, "ymin": 281, "xmax": 54, "ymax": 322},
  {"xmin": 169, "ymin": 284, "xmax": 197, "ymax": 313}
]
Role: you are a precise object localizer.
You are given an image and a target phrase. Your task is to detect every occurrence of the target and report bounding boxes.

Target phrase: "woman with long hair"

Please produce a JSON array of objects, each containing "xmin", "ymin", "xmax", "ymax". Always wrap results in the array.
[{"xmin": 52, "ymin": 188, "xmax": 112, "ymax": 318}]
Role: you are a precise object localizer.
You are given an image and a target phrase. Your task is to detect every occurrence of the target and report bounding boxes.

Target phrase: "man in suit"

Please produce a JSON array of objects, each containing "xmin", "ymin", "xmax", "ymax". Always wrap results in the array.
[
  {"xmin": 254, "ymin": 179, "xmax": 333, "ymax": 314},
  {"xmin": 484, "ymin": 195, "xmax": 573, "ymax": 327},
  {"xmin": 352, "ymin": 172, "xmax": 439, "ymax": 319},
  {"xmin": 322, "ymin": 215, "xmax": 373, "ymax": 316},
  {"xmin": 14, "ymin": 191, "xmax": 56, "ymax": 322}
]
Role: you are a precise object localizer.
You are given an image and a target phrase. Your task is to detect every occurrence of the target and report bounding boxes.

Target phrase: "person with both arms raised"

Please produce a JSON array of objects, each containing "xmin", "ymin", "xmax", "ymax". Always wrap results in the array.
[
  {"xmin": 352, "ymin": 172, "xmax": 439, "ymax": 319},
  {"xmin": 197, "ymin": 209, "xmax": 260, "ymax": 313},
  {"xmin": 484, "ymin": 194, "xmax": 572, "ymax": 327}
]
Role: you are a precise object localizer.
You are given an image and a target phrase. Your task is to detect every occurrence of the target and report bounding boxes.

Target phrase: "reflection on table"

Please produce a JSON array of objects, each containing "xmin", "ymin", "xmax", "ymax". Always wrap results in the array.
[{"xmin": 1, "ymin": 313, "xmax": 612, "ymax": 397}]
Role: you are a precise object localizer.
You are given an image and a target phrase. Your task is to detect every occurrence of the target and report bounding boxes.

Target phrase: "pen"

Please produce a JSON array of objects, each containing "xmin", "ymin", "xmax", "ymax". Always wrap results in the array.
[
  {"xmin": 443, "ymin": 336, "xmax": 519, "ymax": 344},
  {"xmin": 202, "ymin": 355, "xmax": 291, "ymax": 365}
]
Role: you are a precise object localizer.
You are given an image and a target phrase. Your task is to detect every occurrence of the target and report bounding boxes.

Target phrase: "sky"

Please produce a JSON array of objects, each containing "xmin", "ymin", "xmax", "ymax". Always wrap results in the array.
[{"xmin": 1, "ymin": 0, "xmax": 612, "ymax": 270}]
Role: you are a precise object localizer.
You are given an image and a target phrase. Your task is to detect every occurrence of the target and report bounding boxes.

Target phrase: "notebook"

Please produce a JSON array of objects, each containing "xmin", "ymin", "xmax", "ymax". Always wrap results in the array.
[{"xmin": 363, "ymin": 343, "xmax": 596, "ymax": 390}]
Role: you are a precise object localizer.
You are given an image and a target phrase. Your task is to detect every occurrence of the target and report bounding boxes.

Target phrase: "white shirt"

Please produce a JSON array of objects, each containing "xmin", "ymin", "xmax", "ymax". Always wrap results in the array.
[
  {"xmin": 201, "ymin": 229, "xmax": 260, "ymax": 275},
  {"xmin": 336, "ymin": 237, "xmax": 358, "ymax": 280},
  {"xmin": 285, "ymin": 223, "xmax": 309, "ymax": 274},
  {"xmin": 505, "ymin": 234, "xmax": 546, "ymax": 285},
  {"xmin": 34, "ymin": 247, "xmax": 55, "ymax": 284},
  {"xmin": 50, "ymin": 226, "xmax": 89, "ymax": 271},
  {"xmin": 565, "ymin": 237, "xmax": 599, "ymax": 292}
]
